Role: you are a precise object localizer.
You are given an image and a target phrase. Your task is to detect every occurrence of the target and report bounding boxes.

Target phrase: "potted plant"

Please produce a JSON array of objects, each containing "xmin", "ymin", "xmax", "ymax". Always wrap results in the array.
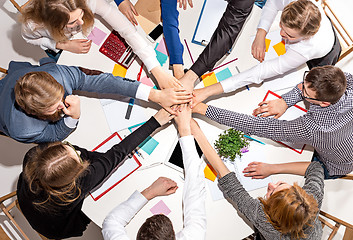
[{"xmin": 214, "ymin": 128, "xmax": 249, "ymax": 162}]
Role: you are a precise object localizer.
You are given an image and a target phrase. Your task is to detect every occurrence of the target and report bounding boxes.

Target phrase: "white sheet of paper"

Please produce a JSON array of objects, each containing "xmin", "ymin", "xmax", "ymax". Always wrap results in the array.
[
  {"xmin": 90, "ymin": 133, "xmax": 140, "ymax": 200},
  {"xmin": 206, "ymin": 177, "xmax": 225, "ymax": 201},
  {"xmin": 193, "ymin": 0, "xmax": 227, "ymax": 44}
]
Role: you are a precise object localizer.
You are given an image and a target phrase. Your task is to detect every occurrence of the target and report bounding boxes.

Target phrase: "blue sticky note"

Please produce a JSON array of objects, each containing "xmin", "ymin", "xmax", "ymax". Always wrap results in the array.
[
  {"xmin": 154, "ymin": 43, "xmax": 168, "ymax": 66},
  {"xmin": 215, "ymin": 68, "xmax": 232, "ymax": 82},
  {"xmin": 139, "ymin": 136, "xmax": 159, "ymax": 155}
]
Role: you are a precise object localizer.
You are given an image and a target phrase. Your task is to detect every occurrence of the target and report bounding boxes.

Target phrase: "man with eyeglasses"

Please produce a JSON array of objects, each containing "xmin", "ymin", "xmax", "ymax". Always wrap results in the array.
[
  {"xmin": 0, "ymin": 58, "xmax": 192, "ymax": 143},
  {"xmin": 192, "ymin": 65, "xmax": 353, "ymax": 179}
]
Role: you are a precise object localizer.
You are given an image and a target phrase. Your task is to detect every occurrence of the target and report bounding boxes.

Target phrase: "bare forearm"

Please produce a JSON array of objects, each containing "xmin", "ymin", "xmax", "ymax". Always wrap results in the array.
[{"xmin": 270, "ymin": 162, "xmax": 311, "ymax": 176}]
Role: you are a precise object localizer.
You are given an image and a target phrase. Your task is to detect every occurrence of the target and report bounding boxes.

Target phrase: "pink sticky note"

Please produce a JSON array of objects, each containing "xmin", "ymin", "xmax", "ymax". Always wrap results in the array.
[
  {"xmin": 150, "ymin": 200, "xmax": 171, "ymax": 215},
  {"xmin": 140, "ymin": 76, "xmax": 155, "ymax": 87},
  {"xmin": 155, "ymin": 38, "xmax": 168, "ymax": 56},
  {"xmin": 88, "ymin": 27, "xmax": 107, "ymax": 46}
]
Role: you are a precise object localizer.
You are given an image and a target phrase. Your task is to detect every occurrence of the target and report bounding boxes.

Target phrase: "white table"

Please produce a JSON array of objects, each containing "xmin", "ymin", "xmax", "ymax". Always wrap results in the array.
[{"xmin": 59, "ymin": 3, "xmax": 317, "ymax": 239}]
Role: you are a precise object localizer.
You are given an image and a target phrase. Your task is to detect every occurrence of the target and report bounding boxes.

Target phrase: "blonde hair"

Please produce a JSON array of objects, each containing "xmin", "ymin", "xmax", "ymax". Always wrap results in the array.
[
  {"xmin": 259, "ymin": 183, "xmax": 319, "ymax": 239},
  {"xmin": 14, "ymin": 71, "xmax": 65, "ymax": 118},
  {"xmin": 21, "ymin": 0, "xmax": 95, "ymax": 42},
  {"xmin": 23, "ymin": 142, "xmax": 90, "ymax": 212},
  {"xmin": 281, "ymin": 0, "xmax": 321, "ymax": 37}
]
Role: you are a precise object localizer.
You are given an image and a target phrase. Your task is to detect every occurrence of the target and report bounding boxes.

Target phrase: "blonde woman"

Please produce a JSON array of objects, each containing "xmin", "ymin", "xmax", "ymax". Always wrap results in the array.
[
  {"xmin": 191, "ymin": 0, "xmax": 341, "ymax": 105},
  {"xmin": 21, "ymin": 0, "xmax": 181, "ymax": 88}
]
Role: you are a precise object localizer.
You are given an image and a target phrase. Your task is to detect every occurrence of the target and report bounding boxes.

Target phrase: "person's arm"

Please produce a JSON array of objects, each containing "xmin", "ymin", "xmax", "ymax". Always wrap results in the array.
[
  {"xmin": 114, "ymin": 0, "xmax": 138, "ymax": 26},
  {"xmin": 193, "ymin": 103, "xmax": 312, "ymax": 143},
  {"xmin": 102, "ymin": 177, "xmax": 178, "ymax": 240},
  {"xmin": 302, "ymin": 161, "xmax": 325, "ymax": 208},
  {"xmin": 174, "ymin": 107, "xmax": 207, "ymax": 239},
  {"xmin": 190, "ymin": 120, "xmax": 262, "ymax": 225},
  {"xmin": 189, "ymin": 0, "xmax": 254, "ymax": 77}
]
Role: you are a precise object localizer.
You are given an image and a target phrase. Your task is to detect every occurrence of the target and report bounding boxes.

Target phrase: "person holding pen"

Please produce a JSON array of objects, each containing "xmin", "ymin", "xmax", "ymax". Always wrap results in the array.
[
  {"xmin": 16, "ymin": 108, "xmax": 173, "ymax": 240},
  {"xmin": 102, "ymin": 104, "xmax": 207, "ymax": 240},
  {"xmin": 190, "ymin": 119, "xmax": 324, "ymax": 239},
  {"xmin": 190, "ymin": 0, "xmax": 341, "ymax": 105}
]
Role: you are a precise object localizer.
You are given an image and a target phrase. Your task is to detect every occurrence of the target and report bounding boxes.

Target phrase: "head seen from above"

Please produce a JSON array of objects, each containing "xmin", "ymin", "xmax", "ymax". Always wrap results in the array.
[
  {"xmin": 301, "ymin": 65, "xmax": 347, "ymax": 106},
  {"xmin": 24, "ymin": 142, "xmax": 89, "ymax": 211},
  {"xmin": 137, "ymin": 214, "xmax": 175, "ymax": 240},
  {"xmin": 14, "ymin": 71, "xmax": 67, "ymax": 122},
  {"xmin": 21, "ymin": 0, "xmax": 94, "ymax": 41},
  {"xmin": 280, "ymin": 0, "xmax": 321, "ymax": 41},
  {"xmin": 259, "ymin": 182, "xmax": 319, "ymax": 239}
]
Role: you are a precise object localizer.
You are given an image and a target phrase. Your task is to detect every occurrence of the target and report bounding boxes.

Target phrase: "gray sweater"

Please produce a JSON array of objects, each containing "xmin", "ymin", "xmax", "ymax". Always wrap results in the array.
[{"xmin": 218, "ymin": 161, "xmax": 324, "ymax": 239}]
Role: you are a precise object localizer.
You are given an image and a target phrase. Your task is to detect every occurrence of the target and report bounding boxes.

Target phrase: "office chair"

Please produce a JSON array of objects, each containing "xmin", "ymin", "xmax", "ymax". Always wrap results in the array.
[
  {"xmin": 0, "ymin": 191, "xmax": 49, "ymax": 240},
  {"xmin": 319, "ymin": 210, "xmax": 353, "ymax": 240},
  {"xmin": 316, "ymin": 0, "xmax": 353, "ymax": 62},
  {"xmin": 9, "ymin": 0, "xmax": 32, "ymax": 13}
]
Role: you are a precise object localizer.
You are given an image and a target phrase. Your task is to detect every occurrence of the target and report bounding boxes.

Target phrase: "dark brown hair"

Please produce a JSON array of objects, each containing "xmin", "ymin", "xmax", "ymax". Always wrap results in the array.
[
  {"xmin": 137, "ymin": 214, "xmax": 175, "ymax": 240},
  {"xmin": 14, "ymin": 71, "xmax": 65, "ymax": 119},
  {"xmin": 23, "ymin": 142, "xmax": 89, "ymax": 212},
  {"xmin": 305, "ymin": 66, "xmax": 347, "ymax": 103},
  {"xmin": 281, "ymin": 0, "xmax": 321, "ymax": 37},
  {"xmin": 21, "ymin": 0, "xmax": 95, "ymax": 42},
  {"xmin": 259, "ymin": 183, "xmax": 319, "ymax": 239}
]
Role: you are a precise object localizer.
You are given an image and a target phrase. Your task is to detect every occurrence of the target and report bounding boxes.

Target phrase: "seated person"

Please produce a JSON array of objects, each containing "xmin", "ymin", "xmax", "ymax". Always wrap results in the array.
[
  {"xmin": 102, "ymin": 104, "xmax": 207, "ymax": 239},
  {"xmin": 16, "ymin": 109, "xmax": 173, "ymax": 239},
  {"xmin": 191, "ymin": 0, "xmax": 341, "ymax": 104},
  {"xmin": 181, "ymin": 0, "xmax": 255, "ymax": 90},
  {"xmin": 20, "ymin": 0, "xmax": 179, "ymax": 88},
  {"xmin": 0, "ymin": 58, "xmax": 191, "ymax": 143},
  {"xmin": 192, "ymin": 65, "xmax": 353, "ymax": 178},
  {"xmin": 191, "ymin": 119, "xmax": 324, "ymax": 239},
  {"xmin": 114, "ymin": 0, "xmax": 193, "ymax": 79}
]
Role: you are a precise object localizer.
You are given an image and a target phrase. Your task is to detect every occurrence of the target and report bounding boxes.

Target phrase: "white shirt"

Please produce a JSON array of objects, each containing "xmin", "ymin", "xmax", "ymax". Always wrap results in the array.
[
  {"xmin": 221, "ymin": 0, "xmax": 335, "ymax": 93},
  {"xmin": 102, "ymin": 135, "xmax": 207, "ymax": 240},
  {"xmin": 21, "ymin": 0, "xmax": 159, "ymax": 72}
]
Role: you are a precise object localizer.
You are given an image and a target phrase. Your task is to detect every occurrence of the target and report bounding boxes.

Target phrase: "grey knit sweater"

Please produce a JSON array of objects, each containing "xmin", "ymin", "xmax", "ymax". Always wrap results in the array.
[{"xmin": 218, "ymin": 161, "xmax": 324, "ymax": 239}]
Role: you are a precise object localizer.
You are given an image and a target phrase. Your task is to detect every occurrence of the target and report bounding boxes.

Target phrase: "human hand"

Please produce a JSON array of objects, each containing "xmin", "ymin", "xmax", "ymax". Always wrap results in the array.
[
  {"xmin": 154, "ymin": 108, "xmax": 174, "ymax": 126},
  {"xmin": 177, "ymin": 0, "xmax": 193, "ymax": 10},
  {"xmin": 251, "ymin": 29, "xmax": 267, "ymax": 62},
  {"xmin": 62, "ymin": 95, "xmax": 81, "ymax": 119},
  {"xmin": 118, "ymin": 0, "xmax": 138, "ymax": 26},
  {"xmin": 190, "ymin": 88, "xmax": 209, "ymax": 108},
  {"xmin": 174, "ymin": 104, "xmax": 192, "ymax": 136},
  {"xmin": 150, "ymin": 88, "xmax": 192, "ymax": 115},
  {"xmin": 151, "ymin": 67, "xmax": 183, "ymax": 89},
  {"xmin": 57, "ymin": 39, "xmax": 92, "ymax": 54},
  {"xmin": 243, "ymin": 161, "xmax": 273, "ymax": 179},
  {"xmin": 252, "ymin": 98, "xmax": 288, "ymax": 119},
  {"xmin": 141, "ymin": 177, "xmax": 178, "ymax": 200},
  {"xmin": 191, "ymin": 102, "xmax": 208, "ymax": 115}
]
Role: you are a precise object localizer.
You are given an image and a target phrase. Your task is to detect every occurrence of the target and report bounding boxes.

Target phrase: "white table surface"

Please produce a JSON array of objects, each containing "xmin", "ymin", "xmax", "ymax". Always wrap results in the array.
[{"xmin": 58, "ymin": 2, "xmax": 327, "ymax": 239}]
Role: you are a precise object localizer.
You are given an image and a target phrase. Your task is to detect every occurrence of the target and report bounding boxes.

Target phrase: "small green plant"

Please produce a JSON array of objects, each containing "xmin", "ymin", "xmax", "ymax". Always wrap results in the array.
[{"xmin": 214, "ymin": 128, "xmax": 249, "ymax": 162}]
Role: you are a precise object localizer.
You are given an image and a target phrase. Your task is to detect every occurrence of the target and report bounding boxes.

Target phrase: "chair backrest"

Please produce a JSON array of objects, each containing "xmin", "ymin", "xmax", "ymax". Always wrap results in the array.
[
  {"xmin": 316, "ymin": 0, "xmax": 353, "ymax": 62},
  {"xmin": 340, "ymin": 174, "xmax": 353, "ymax": 180},
  {"xmin": 0, "ymin": 67, "xmax": 8, "ymax": 80},
  {"xmin": 9, "ymin": 0, "xmax": 32, "ymax": 13},
  {"xmin": 319, "ymin": 210, "xmax": 353, "ymax": 240}
]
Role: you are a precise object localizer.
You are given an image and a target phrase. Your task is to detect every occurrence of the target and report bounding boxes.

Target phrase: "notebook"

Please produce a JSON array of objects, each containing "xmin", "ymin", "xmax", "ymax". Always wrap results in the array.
[
  {"xmin": 99, "ymin": 30, "xmax": 136, "ymax": 69},
  {"xmin": 89, "ymin": 130, "xmax": 141, "ymax": 201}
]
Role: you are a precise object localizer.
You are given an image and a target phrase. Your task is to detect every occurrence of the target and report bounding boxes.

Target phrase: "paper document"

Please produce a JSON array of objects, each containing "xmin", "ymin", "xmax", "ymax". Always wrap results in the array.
[{"xmin": 90, "ymin": 131, "xmax": 141, "ymax": 201}]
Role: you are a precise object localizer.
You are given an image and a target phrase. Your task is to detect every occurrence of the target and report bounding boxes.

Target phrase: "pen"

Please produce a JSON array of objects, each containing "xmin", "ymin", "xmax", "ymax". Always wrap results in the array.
[
  {"xmin": 134, "ymin": 149, "xmax": 144, "ymax": 159},
  {"xmin": 235, "ymin": 66, "xmax": 250, "ymax": 91},
  {"xmin": 137, "ymin": 162, "xmax": 163, "ymax": 171},
  {"xmin": 244, "ymin": 135, "xmax": 266, "ymax": 145}
]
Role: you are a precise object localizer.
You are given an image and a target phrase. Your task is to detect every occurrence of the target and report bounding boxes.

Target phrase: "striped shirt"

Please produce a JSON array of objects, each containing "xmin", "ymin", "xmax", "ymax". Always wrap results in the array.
[{"xmin": 206, "ymin": 73, "xmax": 353, "ymax": 176}]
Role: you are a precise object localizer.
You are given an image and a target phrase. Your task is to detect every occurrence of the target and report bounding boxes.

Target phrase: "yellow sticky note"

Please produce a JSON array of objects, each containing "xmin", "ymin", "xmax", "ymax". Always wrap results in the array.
[
  {"xmin": 204, "ymin": 164, "xmax": 217, "ymax": 182},
  {"xmin": 273, "ymin": 40, "xmax": 286, "ymax": 56},
  {"xmin": 201, "ymin": 72, "xmax": 217, "ymax": 87},
  {"xmin": 112, "ymin": 64, "xmax": 127, "ymax": 77},
  {"xmin": 265, "ymin": 38, "xmax": 271, "ymax": 52}
]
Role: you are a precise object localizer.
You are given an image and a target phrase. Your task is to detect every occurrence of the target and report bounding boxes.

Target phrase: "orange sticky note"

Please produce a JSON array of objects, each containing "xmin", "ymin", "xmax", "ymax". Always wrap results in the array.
[
  {"xmin": 201, "ymin": 72, "xmax": 217, "ymax": 87},
  {"xmin": 204, "ymin": 164, "xmax": 217, "ymax": 182},
  {"xmin": 273, "ymin": 40, "xmax": 286, "ymax": 56},
  {"xmin": 112, "ymin": 64, "xmax": 127, "ymax": 77},
  {"xmin": 265, "ymin": 38, "xmax": 271, "ymax": 52}
]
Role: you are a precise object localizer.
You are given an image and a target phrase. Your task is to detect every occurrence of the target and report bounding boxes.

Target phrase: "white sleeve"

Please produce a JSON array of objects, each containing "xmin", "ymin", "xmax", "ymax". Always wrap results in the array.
[
  {"xmin": 220, "ymin": 48, "xmax": 307, "ymax": 93},
  {"xmin": 176, "ymin": 136, "xmax": 207, "ymax": 240},
  {"xmin": 21, "ymin": 21, "xmax": 59, "ymax": 52},
  {"xmin": 102, "ymin": 191, "xmax": 148, "ymax": 240},
  {"xmin": 135, "ymin": 84, "xmax": 152, "ymax": 102},
  {"xmin": 63, "ymin": 117, "xmax": 79, "ymax": 128},
  {"xmin": 93, "ymin": 0, "xmax": 159, "ymax": 72},
  {"xmin": 257, "ymin": 0, "xmax": 292, "ymax": 32}
]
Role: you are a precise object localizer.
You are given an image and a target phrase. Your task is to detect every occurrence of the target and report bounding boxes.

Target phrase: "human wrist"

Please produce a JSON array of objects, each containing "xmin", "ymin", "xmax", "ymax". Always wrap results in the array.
[
  {"xmin": 141, "ymin": 187, "xmax": 155, "ymax": 201},
  {"xmin": 256, "ymin": 28, "xmax": 267, "ymax": 38},
  {"xmin": 178, "ymin": 126, "xmax": 191, "ymax": 137}
]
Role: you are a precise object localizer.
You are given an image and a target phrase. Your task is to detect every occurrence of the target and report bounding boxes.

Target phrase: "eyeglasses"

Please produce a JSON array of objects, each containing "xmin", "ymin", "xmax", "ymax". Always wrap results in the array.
[
  {"xmin": 301, "ymin": 71, "xmax": 321, "ymax": 101},
  {"xmin": 63, "ymin": 141, "xmax": 83, "ymax": 163}
]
